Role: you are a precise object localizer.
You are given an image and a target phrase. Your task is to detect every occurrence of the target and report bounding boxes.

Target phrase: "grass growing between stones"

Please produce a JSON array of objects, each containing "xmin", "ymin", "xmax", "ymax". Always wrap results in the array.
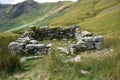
[{"xmin": 7, "ymin": 37, "xmax": 120, "ymax": 80}]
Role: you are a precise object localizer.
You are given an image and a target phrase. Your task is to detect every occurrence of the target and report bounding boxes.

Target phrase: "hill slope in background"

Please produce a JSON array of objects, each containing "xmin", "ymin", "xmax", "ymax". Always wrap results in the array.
[
  {"xmin": 0, "ymin": 0, "xmax": 120, "ymax": 80},
  {"xmin": 0, "ymin": 0, "xmax": 120, "ymax": 34},
  {"xmin": 0, "ymin": 0, "xmax": 74, "ymax": 31},
  {"xmin": 50, "ymin": 0, "xmax": 120, "ymax": 34}
]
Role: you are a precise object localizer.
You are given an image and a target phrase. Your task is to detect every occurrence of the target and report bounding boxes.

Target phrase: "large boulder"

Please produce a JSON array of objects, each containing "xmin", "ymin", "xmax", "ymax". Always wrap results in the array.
[{"xmin": 8, "ymin": 42, "xmax": 25, "ymax": 51}]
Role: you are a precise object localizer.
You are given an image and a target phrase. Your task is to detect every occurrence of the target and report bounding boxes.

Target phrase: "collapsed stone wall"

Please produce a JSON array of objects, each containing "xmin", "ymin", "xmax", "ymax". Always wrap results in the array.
[
  {"xmin": 69, "ymin": 31, "xmax": 104, "ymax": 54},
  {"xmin": 8, "ymin": 26, "xmax": 104, "ymax": 55},
  {"xmin": 29, "ymin": 26, "xmax": 80, "ymax": 40}
]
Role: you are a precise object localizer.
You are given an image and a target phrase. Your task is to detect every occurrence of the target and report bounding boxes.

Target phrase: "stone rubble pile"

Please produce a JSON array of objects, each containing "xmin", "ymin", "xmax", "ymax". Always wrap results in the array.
[
  {"xmin": 69, "ymin": 30, "xmax": 104, "ymax": 54},
  {"xmin": 8, "ymin": 36, "xmax": 52, "ymax": 55}
]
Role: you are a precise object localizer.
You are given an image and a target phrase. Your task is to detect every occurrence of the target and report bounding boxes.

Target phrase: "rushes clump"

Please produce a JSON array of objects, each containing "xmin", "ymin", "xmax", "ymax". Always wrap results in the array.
[{"xmin": 0, "ymin": 50, "xmax": 22, "ymax": 73}]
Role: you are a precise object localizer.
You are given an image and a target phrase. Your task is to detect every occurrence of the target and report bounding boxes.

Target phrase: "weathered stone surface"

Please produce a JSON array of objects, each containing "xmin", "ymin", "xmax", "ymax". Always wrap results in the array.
[
  {"xmin": 64, "ymin": 55, "xmax": 81, "ymax": 63},
  {"xmin": 77, "ymin": 39, "xmax": 85, "ymax": 45},
  {"xmin": 8, "ymin": 25, "xmax": 104, "ymax": 55},
  {"xmin": 95, "ymin": 42, "xmax": 102, "ymax": 50},
  {"xmin": 24, "ymin": 44, "xmax": 52, "ymax": 54},
  {"xmin": 16, "ymin": 37, "xmax": 31, "ymax": 43},
  {"xmin": 70, "ymin": 35, "xmax": 104, "ymax": 54},
  {"xmin": 86, "ymin": 42, "xmax": 95, "ymax": 49},
  {"xmin": 81, "ymin": 31, "xmax": 92, "ymax": 37},
  {"xmin": 25, "ymin": 44, "xmax": 46, "ymax": 50},
  {"xmin": 80, "ymin": 70, "xmax": 89, "ymax": 75},
  {"xmin": 57, "ymin": 47, "xmax": 69, "ymax": 55},
  {"xmin": 83, "ymin": 36, "xmax": 103, "ymax": 42},
  {"xmin": 83, "ymin": 37, "xmax": 95, "ymax": 42},
  {"xmin": 46, "ymin": 43, "xmax": 53, "ymax": 47},
  {"xmin": 22, "ymin": 31, "xmax": 31, "ymax": 38},
  {"xmin": 69, "ymin": 45, "xmax": 76, "ymax": 54},
  {"xmin": 29, "ymin": 40, "xmax": 38, "ymax": 44},
  {"xmin": 8, "ymin": 42, "xmax": 24, "ymax": 51},
  {"xmin": 94, "ymin": 36, "xmax": 103, "ymax": 42},
  {"xmin": 30, "ymin": 26, "xmax": 80, "ymax": 40}
]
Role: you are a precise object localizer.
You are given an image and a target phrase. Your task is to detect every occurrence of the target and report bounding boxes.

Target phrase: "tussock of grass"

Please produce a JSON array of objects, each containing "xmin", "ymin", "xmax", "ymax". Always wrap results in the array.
[
  {"xmin": 0, "ymin": 32, "xmax": 20, "ymax": 48},
  {"xmin": 0, "ymin": 50, "xmax": 21, "ymax": 73},
  {"xmin": 0, "ymin": 33, "xmax": 22, "ymax": 79}
]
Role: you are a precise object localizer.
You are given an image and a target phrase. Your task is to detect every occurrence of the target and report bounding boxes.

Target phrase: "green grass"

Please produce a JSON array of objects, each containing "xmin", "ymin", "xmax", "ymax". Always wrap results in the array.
[
  {"xmin": 0, "ymin": 0, "xmax": 120, "ymax": 79},
  {"xmin": 0, "ymin": 32, "xmax": 22, "ymax": 80},
  {"xmin": 0, "ymin": 32, "xmax": 20, "ymax": 48},
  {"xmin": 0, "ymin": 31, "xmax": 120, "ymax": 80},
  {"xmin": 0, "ymin": 1, "xmax": 74, "ymax": 32},
  {"xmin": 7, "ymin": 39, "xmax": 120, "ymax": 80},
  {"xmin": 50, "ymin": 0, "xmax": 120, "ymax": 27}
]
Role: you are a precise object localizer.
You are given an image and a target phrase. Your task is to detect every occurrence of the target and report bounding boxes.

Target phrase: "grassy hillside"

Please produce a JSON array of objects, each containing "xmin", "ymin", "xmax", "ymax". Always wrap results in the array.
[
  {"xmin": 0, "ymin": 0, "xmax": 119, "ymax": 32},
  {"xmin": 50, "ymin": 0, "xmax": 120, "ymax": 28},
  {"xmin": 0, "ymin": 0, "xmax": 120, "ymax": 80},
  {"xmin": 0, "ymin": 1, "xmax": 74, "ymax": 32},
  {"xmin": 0, "ymin": 32, "xmax": 22, "ymax": 79},
  {"xmin": 7, "ymin": 39, "xmax": 120, "ymax": 80}
]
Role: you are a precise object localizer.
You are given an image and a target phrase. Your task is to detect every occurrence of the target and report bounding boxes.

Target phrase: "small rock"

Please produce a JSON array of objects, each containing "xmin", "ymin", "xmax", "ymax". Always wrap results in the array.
[
  {"xmin": 80, "ymin": 70, "xmax": 89, "ymax": 75},
  {"xmin": 110, "ymin": 48, "xmax": 114, "ymax": 52},
  {"xmin": 29, "ymin": 40, "xmax": 38, "ymax": 44},
  {"xmin": 64, "ymin": 55, "xmax": 81, "ymax": 63},
  {"xmin": 22, "ymin": 31, "xmax": 30, "ymax": 38},
  {"xmin": 52, "ymin": 39, "xmax": 57, "ymax": 41},
  {"xmin": 46, "ymin": 43, "xmax": 53, "ymax": 47},
  {"xmin": 20, "ymin": 57, "xmax": 27, "ymax": 63},
  {"xmin": 81, "ymin": 31, "xmax": 92, "ymax": 37},
  {"xmin": 57, "ymin": 47, "xmax": 69, "ymax": 55}
]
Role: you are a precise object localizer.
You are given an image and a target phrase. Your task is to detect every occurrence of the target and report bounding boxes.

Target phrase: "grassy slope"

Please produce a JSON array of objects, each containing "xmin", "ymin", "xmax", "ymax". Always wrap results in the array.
[
  {"xmin": 0, "ymin": 32, "xmax": 22, "ymax": 80},
  {"xmin": 0, "ymin": 1, "xmax": 73, "ymax": 32},
  {"xmin": 49, "ymin": 0, "xmax": 120, "ymax": 47},
  {"xmin": 0, "ymin": 2, "xmax": 59, "ymax": 31},
  {"xmin": 0, "ymin": 0, "xmax": 120, "ymax": 80},
  {"xmin": 7, "ymin": 0, "xmax": 119, "ymax": 80},
  {"xmin": 50, "ymin": 0, "xmax": 120, "ymax": 28},
  {"xmin": 35, "ymin": 1, "xmax": 74, "ymax": 26},
  {"xmin": 7, "ymin": 39, "xmax": 120, "ymax": 80}
]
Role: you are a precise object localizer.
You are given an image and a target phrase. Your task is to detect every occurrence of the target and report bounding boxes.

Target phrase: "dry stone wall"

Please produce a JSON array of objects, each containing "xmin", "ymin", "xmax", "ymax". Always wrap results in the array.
[{"xmin": 8, "ymin": 26, "xmax": 104, "ymax": 55}]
